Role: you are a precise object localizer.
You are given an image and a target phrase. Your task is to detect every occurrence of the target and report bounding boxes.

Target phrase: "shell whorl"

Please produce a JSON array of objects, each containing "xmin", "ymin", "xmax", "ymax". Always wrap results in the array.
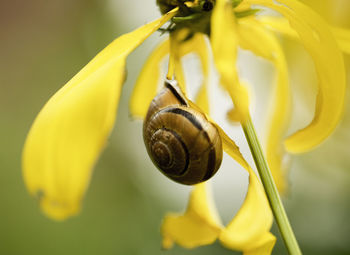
[{"xmin": 143, "ymin": 80, "xmax": 222, "ymax": 185}]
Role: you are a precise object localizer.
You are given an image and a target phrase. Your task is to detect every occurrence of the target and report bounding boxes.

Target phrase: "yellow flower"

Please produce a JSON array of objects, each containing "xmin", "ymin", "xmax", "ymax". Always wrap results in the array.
[{"xmin": 22, "ymin": 0, "xmax": 348, "ymax": 254}]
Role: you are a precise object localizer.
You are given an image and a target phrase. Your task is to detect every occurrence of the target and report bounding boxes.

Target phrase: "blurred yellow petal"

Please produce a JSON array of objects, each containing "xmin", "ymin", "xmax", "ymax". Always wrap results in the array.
[
  {"xmin": 259, "ymin": 16, "xmax": 298, "ymax": 39},
  {"xmin": 131, "ymin": 31, "xmax": 210, "ymax": 119},
  {"xmin": 161, "ymin": 183, "xmax": 222, "ymax": 249},
  {"xmin": 129, "ymin": 39, "xmax": 170, "ymax": 119},
  {"xmin": 211, "ymin": 0, "xmax": 250, "ymax": 123},
  {"xmin": 179, "ymin": 33, "xmax": 210, "ymax": 114},
  {"xmin": 168, "ymin": 30, "xmax": 188, "ymax": 92},
  {"xmin": 332, "ymin": 26, "xmax": 350, "ymax": 55},
  {"xmin": 244, "ymin": 233, "xmax": 276, "ymax": 255},
  {"xmin": 219, "ymin": 129, "xmax": 275, "ymax": 254},
  {"xmin": 260, "ymin": 16, "xmax": 350, "ymax": 55},
  {"xmin": 247, "ymin": 0, "xmax": 346, "ymax": 153},
  {"xmin": 227, "ymin": 107, "xmax": 242, "ymax": 123},
  {"xmin": 22, "ymin": 10, "xmax": 177, "ymax": 220},
  {"xmin": 226, "ymin": 82, "xmax": 251, "ymax": 124},
  {"xmin": 195, "ymin": 84, "xmax": 210, "ymax": 115},
  {"xmin": 237, "ymin": 18, "xmax": 290, "ymax": 193},
  {"xmin": 235, "ymin": 2, "xmax": 252, "ymax": 12}
]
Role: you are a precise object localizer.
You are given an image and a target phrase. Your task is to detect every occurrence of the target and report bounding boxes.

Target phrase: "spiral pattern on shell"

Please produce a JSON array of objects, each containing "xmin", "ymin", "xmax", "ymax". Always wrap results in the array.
[{"xmin": 143, "ymin": 80, "xmax": 222, "ymax": 185}]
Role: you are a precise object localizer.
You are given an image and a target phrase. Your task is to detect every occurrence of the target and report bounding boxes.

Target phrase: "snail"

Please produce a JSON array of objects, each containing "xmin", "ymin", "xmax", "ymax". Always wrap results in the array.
[{"xmin": 143, "ymin": 80, "xmax": 223, "ymax": 185}]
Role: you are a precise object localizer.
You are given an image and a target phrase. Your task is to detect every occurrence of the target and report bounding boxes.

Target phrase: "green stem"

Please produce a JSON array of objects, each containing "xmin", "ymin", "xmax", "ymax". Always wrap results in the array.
[{"xmin": 242, "ymin": 117, "xmax": 302, "ymax": 255}]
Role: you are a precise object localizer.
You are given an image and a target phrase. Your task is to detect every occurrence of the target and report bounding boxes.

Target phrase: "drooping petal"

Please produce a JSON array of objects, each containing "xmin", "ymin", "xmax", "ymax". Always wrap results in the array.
[
  {"xmin": 237, "ymin": 17, "xmax": 290, "ymax": 193},
  {"xmin": 226, "ymin": 82, "xmax": 251, "ymax": 124},
  {"xmin": 246, "ymin": 0, "xmax": 346, "ymax": 153},
  {"xmin": 332, "ymin": 26, "xmax": 350, "ymax": 55},
  {"xmin": 211, "ymin": 0, "xmax": 250, "ymax": 123},
  {"xmin": 260, "ymin": 16, "xmax": 350, "ymax": 55},
  {"xmin": 192, "ymin": 39, "xmax": 210, "ymax": 115},
  {"xmin": 22, "ymin": 9, "xmax": 177, "ymax": 220},
  {"xmin": 168, "ymin": 29, "xmax": 188, "ymax": 92},
  {"xmin": 218, "ymin": 128, "xmax": 275, "ymax": 254},
  {"xmin": 161, "ymin": 183, "xmax": 223, "ymax": 249},
  {"xmin": 259, "ymin": 16, "xmax": 298, "ymax": 39},
  {"xmin": 210, "ymin": 6, "xmax": 275, "ymax": 248},
  {"xmin": 129, "ymin": 39, "xmax": 170, "ymax": 119},
  {"xmin": 195, "ymin": 84, "xmax": 210, "ymax": 115},
  {"xmin": 130, "ymin": 32, "xmax": 211, "ymax": 119},
  {"xmin": 162, "ymin": 114, "xmax": 276, "ymax": 253},
  {"xmin": 178, "ymin": 33, "xmax": 210, "ymax": 114},
  {"xmin": 243, "ymin": 233, "xmax": 276, "ymax": 255}
]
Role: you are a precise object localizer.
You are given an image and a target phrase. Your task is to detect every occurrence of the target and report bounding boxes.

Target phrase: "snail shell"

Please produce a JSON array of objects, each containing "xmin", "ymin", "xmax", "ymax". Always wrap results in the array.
[{"xmin": 143, "ymin": 80, "xmax": 222, "ymax": 185}]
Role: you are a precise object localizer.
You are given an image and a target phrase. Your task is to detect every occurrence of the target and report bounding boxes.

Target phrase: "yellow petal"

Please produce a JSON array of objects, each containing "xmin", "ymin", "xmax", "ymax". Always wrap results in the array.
[
  {"xmin": 178, "ymin": 33, "xmax": 210, "ymax": 114},
  {"xmin": 259, "ymin": 16, "xmax": 299, "ymax": 39},
  {"xmin": 161, "ymin": 183, "xmax": 222, "ymax": 249},
  {"xmin": 227, "ymin": 107, "xmax": 242, "ymax": 123},
  {"xmin": 168, "ymin": 29, "xmax": 188, "ymax": 92},
  {"xmin": 130, "ymin": 32, "xmax": 211, "ymax": 119},
  {"xmin": 195, "ymin": 84, "xmax": 210, "ymax": 115},
  {"xmin": 234, "ymin": 2, "xmax": 252, "ymax": 12},
  {"xmin": 260, "ymin": 16, "xmax": 350, "ymax": 55},
  {"xmin": 226, "ymin": 82, "xmax": 251, "ymax": 124},
  {"xmin": 244, "ymin": 232, "xmax": 276, "ymax": 255},
  {"xmin": 22, "ymin": 9, "xmax": 177, "ymax": 220},
  {"xmin": 129, "ymin": 39, "xmax": 170, "ymax": 119},
  {"xmin": 219, "ymin": 130, "xmax": 275, "ymax": 254},
  {"xmin": 332, "ymin": 26, "xmax": 350, "ymax": 55},
  {"xmin": 217, "ymin": 125, "xmax": 251, "ymax": 170},
  {"xmin": 237, "ymin": 18, "xmax": 290, "ymax": 193},
  {"xmin": 211, "ymin": 0, "xmax": 250, "ymax": 123},
  {"xmin": 246, "ymin": 0, "xmax": 346, "ymax": 153}
]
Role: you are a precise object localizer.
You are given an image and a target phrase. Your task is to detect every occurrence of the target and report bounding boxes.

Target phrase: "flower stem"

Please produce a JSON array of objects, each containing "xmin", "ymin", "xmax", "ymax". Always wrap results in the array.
[{"xmin": 242, "ymin": 116, "xmax": 302, "ymax": 255}]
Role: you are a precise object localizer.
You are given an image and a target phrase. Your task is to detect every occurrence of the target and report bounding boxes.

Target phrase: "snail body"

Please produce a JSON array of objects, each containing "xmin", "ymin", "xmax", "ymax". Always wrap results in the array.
[{"xmin": 143, "ymin": 80, "xmax": 222, "ymax": 185}]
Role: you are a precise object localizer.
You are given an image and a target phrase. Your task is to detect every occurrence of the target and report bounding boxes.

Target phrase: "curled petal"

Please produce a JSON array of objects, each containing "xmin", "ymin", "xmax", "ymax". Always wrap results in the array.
[
  {"xmin": 332, "ymin": 26, "xmax": 350, "ymax": 55},
  {"xmin": 243, "ymin": 232, "xmax": 276, "ymax": 255},
  {"xmin": 246, "ymin": 0, "xmax": 346, "ymax": 153},
  {"xmin": 219, "ymin": 128, "xmax": 275, "ymax": 254},
  {"xmin": 237, "ymin": 18, "xmax": 290, "ymax": 193},
  {"xmin": 130, "ymin": 39, "xmax": 170, "ymax": 119},
  {"xmin": 259, "ymin": 16, "xmax": 299, "ymax": 39},
  {"xmin": 211, "ymin": 0, "xmax": 250, "ymax": 123},
  {"xmin": 260, "ymin": 16, "xmax": 350, "ymax": 55},
  {"xmin": 22, "ymin": 9, "xmax": 177, "ymax": 220},
  {"xmin": 161, "ymin": 183, "xmax": 222, "ymax": 249}
]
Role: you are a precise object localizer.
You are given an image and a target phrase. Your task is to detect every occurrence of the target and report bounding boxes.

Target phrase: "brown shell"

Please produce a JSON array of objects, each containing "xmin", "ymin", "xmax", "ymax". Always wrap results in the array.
[{"xmin": 143, "ymin": 80, "xmax": 222, "ymax": 185}]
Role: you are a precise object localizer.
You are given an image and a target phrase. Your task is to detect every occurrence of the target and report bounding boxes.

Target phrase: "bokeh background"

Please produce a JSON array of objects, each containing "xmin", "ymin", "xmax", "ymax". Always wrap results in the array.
[{"xmin": 0, "ymin": 0, "xmax": 349, "ymax": 254}]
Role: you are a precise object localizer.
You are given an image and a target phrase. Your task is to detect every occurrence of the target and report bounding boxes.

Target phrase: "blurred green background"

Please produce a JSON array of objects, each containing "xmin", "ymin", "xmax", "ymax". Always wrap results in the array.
[{"xmin": 0, "ymin": 0, "xmax": 349, "ymax": 254}]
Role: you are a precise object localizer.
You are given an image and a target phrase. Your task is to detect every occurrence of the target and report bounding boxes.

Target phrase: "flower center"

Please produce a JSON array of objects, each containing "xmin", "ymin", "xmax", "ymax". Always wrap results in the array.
[
  {"xmin": 156, "ymin": 0, "xmax": 259, "ymax": 36},
  {"xmin": 157, "ymin": 0, "xmax": 216, "ymax": 15}
]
